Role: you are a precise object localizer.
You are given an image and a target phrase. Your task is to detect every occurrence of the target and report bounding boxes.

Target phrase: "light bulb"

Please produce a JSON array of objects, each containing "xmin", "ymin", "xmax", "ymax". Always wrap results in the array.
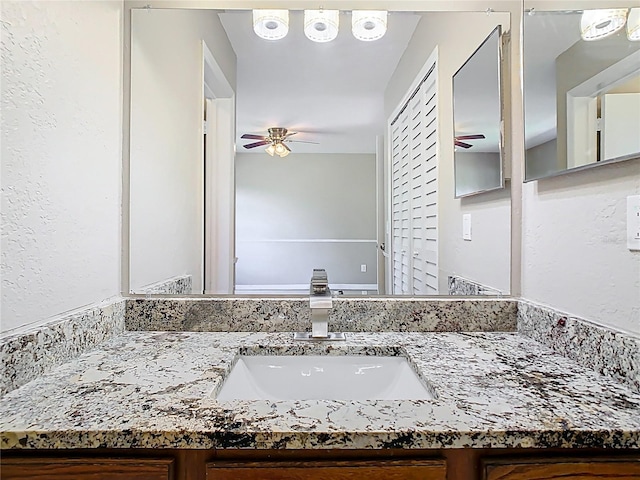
[
  {"xmin": 253, "ymin": 10, "xmax": 289, "ymax": 40},
  {"xmin": 265, "ymin": 144, "xmax": 276, "ymax": 156},
  {"xmin": 580, "ymin": 9, "xmax": 627, "ymax": 41},
  {"xmin": 274, "ymin": 143, "xmax": 286, "ymax": 155},
  {"xmin": 628, "ymin": 8, "xmax": 640, "ymax": 41},
  {"xmin": 352, "ymin": 11, "xmax": 387, "ymax": 41},
  {"xmin": 304, "ymin": 10, "xmax": 339, "ymax": 43}
]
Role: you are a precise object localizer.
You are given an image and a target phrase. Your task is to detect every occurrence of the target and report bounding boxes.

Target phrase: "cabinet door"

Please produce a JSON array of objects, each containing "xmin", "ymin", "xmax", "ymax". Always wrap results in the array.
[
  {"xmin": 207, "ymin": 459, "xmax": 446, "ymax": 480},
  {"xmin": 483, "ymin": 457, "xmax": 640, "ymax": 480},
  {"xmin": 1, "ymin": 457, "xmax": 174, "ymax": 480}
]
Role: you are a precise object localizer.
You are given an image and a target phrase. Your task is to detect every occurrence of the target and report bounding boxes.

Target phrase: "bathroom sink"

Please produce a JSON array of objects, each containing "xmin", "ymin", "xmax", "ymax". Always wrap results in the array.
[{"xmin": 215, "ymin": 355, "xmax": 434, "ymax": 401}]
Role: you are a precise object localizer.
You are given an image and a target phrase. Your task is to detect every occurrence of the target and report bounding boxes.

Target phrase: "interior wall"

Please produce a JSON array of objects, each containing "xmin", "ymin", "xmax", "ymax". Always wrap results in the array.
[
  {"xmin": 522, "ymin": 160, "xmax": 640, "ymax": 334},
  {"xmin": 235, "ymin": 153, "xmax": 377, "ymax": 289},
  {"xmin": 455, "ymin": 152, "xmax": 502, "ymax": 198},
  {"xmin": 526, "ymin": 139, "xmax": 557, "ymax": 180},
  {"xmin": 385, "ymin": 11, "xmax": 513, "ymax": 294},
  {"xmin": 128, "ymin": 8, "xmax": 236, "ymax": 292},
  {"xmin": 0, "ymin": 0, "xmax": 123, "ymax": 334}
]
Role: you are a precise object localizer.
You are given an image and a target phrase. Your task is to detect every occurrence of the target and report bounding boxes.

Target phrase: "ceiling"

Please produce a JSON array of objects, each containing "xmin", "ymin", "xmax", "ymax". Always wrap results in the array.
[{"xmin": 219, "ymin": 10, "xmax": 421, "ymax": 154}]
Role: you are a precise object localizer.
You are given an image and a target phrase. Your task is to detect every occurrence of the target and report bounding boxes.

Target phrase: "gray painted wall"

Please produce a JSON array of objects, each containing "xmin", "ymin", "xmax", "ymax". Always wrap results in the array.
[{"xmin": 235, "ymin": 153, "xmax": 377, "ymax": 289}]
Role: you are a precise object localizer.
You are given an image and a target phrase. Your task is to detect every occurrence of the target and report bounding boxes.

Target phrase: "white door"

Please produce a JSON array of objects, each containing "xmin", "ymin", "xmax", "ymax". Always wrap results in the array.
[{"xmin": 390, "ymin": 54, "xmax": 438, "ymax": 295}]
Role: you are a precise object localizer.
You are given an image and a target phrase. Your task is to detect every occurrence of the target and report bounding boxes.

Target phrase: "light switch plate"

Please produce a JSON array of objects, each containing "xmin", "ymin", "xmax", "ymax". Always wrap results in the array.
[
  {"xmin": 628, "ymin": 195, "xmax": 640, "ymax": 251},
  {"xmin": 463, "ymin": 214, "xmax": 472, "ymax": 241}
]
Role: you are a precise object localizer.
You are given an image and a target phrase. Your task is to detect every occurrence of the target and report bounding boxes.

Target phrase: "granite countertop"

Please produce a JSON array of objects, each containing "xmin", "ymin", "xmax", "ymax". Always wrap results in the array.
[{"xmin": 1, "ymin": 331, "xmax": 639, "ymax": 450}]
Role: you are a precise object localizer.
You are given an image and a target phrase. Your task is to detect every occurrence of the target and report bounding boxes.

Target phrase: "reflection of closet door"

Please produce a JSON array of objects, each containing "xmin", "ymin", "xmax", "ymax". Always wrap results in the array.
[
  {"xmin": 390, "ymin": 55, "xmax": 438, "ymax": 296},
  {"xmin": 415, "ymin": 73, "xmax": 438, "ymax": 295},
  {"xmin": 391, "ymin": 111, "xmax": 412, "ymax": 294}
]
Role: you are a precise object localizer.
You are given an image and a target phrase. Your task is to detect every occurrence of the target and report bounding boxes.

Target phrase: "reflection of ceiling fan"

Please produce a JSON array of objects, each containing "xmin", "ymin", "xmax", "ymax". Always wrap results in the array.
[
  {"xmin": 241, "ymin": 127, "xmax": 319, "ymax": 157},
  {"xmin": 454, "ymin": 134, "xmax": 485, "ymax": 149}
]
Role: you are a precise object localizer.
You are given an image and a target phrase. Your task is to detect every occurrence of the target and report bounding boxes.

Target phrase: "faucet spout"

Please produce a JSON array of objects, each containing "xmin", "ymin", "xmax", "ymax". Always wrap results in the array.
[
  {"xmin": 309, "ymin": 269, "xmax": 332, "ymax": 338},
  {"xmin": 293, "ymin": 269, "xmax": 345, "ymax": 341}
]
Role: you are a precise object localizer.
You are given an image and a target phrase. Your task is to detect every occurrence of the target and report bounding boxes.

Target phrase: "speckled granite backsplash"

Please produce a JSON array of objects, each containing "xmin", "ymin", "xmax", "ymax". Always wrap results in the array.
[
  {"xmin": 448, "ymin": 276, "xmax": 503, "ymax": 296},
  {"xmin": 136, "ymin": 275, "xmax": 192, "ymax": 295},
  {"xmin": 0, "ymin": 299, "xmax": 125, "ymax": 397},
  {"xmin": 125, "ymin": 297, "xmax": 518, "ymax": 332},
  {"xmin": 517, "ymin": 300, "xmax": 640, "ymax": 393}
]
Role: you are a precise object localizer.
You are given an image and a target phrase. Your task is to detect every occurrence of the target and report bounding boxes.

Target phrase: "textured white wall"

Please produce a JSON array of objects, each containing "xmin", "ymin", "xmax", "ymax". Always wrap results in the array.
[
  {"xmin": 522, "ymin": 160, "xmax": 640, "ymax": 334},
  {"xmin": 1, "ymin": 1, "xmax": 123, "ymax": 334},
  {"xmin": 128, "ymin": 8, "xmax": 236, "ymax": 293},
  {"xmin": 385, "ymin": 11, "xmax": 513, "ymax": 294}
]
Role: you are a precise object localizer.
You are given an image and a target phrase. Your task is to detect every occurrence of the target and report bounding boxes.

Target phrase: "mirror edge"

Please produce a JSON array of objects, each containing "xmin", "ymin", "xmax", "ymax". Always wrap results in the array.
[{"xmin": 453, "ymin": 24, "xmax": 508, "ymax": 199}]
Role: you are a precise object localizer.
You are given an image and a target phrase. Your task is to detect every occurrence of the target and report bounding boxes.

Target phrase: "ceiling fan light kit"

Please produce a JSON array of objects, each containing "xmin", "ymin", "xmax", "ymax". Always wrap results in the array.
[
  {"xmin": 265, "ymin": 144, "xmax": 276, "ymax": 156},
  {"xmin": 253, "ymin": 9, "xmax": 289, "ymax": 40},
  {"xmin": 251, "ymin": 9, "xmax": 387, "ymax": 42},
  {"xmin": 304, "ymin": 10, "xmax": 339, "ymax": 43},
  {"xmin": 580, "ymin": 8, "xmax": 628, "ymax": 41}
]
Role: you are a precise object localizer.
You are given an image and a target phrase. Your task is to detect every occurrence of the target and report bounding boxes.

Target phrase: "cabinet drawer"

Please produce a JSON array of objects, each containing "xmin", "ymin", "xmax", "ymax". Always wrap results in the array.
[
  {"xmin": 207, "ymin": 459, "xmax": 446, "ymax": 480},
  {"xmin": 483, "ymin": 456, "xmax": 640, "ymax": 480},
  {"xmin": 1, "ymin": 457, "xmax": 175, "ymax": 480}
]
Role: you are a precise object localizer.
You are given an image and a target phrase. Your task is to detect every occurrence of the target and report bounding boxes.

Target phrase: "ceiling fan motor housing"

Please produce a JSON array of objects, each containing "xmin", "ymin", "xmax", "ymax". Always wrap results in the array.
[{"xmin": 268, "ymin": 127, "xmax": 288, "ymax": 141}]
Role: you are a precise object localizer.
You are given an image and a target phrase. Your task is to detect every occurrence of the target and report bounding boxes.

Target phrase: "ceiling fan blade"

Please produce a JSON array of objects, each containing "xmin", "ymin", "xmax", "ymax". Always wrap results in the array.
[
  {"xmin": 455, "ymin": 134, "xmax": 485, "ymax": 140},
  {"xmin": 243, "ymin": 140, "xmax": 270, "ymax": 149},
  {"xmin": 455, "ymin": 141, "xmax": 473, "ymax": 149},
  {"xmin": 285, "ymin": 140, "xmax": 320, "ymax": 145},
  {"xmin": 241, "ymin": 134, "xmax": 267, "ymax": 140},
  {"xmin": 283, "ymin": 131, "xmax": 298, "ymax": 138},
  {"xmin": 283, "ymin": 143, "xmax": 291, "ymax": 152}
]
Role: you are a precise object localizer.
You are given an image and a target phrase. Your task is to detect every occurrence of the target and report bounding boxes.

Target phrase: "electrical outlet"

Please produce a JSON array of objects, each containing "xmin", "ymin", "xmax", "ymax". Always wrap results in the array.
[
  {"xmin": 360, "ymin": 264, "xmax": 367, "ymax": 273},
  {"xmin": 628, "ymin": 195, "xmax": 640, "ymax": 251}
]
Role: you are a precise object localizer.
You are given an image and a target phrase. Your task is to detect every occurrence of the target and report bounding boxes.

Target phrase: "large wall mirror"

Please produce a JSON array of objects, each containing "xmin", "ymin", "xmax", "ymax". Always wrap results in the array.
[
  {"xmin": 523, "ymin": 2, "xmax": 640, "ymax": 181},
  {"xmin": 453, "ymin": 26, "xmax": 506, "ymax": 198},
  {"xmin": 127, "ymin": 4, "xmax": 512, "ymax": 298}
]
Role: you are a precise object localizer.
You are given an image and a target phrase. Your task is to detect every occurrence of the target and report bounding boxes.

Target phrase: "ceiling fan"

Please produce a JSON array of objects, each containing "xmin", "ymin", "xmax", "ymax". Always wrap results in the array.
[
  {"xmin": 454, "ymin": 134, "xmax": 485, "ymax": 149},
  {"xmin": 241, "ymin": 127, "xmax": 318, "ymax": 157}
]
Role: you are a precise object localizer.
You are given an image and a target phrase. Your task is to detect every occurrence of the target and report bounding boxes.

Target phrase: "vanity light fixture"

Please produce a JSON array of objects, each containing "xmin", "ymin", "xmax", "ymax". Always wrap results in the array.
[
  {"xmin": 253, "ymin": 9, "xmax": 289, "ymax": 40},
  {"xmin": 304, "ymin": 10, "xmax": 339, "ymax": 42},
  {"xmin": 580, "ymin": 8, "xmax": 628, "ymax": 41},
  {"xmin": 352, "ymin": 10, "xmax": 387, "ymax": 41},
  {"xmin": 628, "ymin": 8, "xmax": 640, "ymax": 41}
]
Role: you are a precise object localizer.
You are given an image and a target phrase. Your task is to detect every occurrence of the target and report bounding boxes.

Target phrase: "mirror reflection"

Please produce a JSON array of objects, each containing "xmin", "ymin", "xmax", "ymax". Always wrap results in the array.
[
  {"xmin": 524, "ymin": 4, "xmax": 640, "ymax": 181},
  {"xmin": 128, "ymin": 7, "xmax": 512, "ymax": 297},
  {"xmin": 453, "ymin": 26, "xmax": 505, "ymax": 198}
]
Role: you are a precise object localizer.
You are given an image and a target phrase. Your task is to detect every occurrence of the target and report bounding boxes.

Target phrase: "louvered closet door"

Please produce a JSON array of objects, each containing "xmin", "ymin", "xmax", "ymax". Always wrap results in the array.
[
  {"xmin": 390, "ymin": 60, "xmax": 438, "ymax": 295},
  {"xmin": 391, "ymin": 111, "xmax": 412, "ymax": 294},
  {"xmin": 414, "ymin": 73, "xmax": 438, "ymax": 294}
]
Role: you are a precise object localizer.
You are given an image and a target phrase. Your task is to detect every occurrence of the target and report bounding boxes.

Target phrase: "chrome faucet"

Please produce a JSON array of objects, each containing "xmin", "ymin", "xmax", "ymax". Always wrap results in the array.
[
  {"xmin": 293, "ymin": 269, "xmax": 345, "ymax": 341},
  {"xmin": 310, "ymin": 269, "xmax": 331, "ymax": 337}
]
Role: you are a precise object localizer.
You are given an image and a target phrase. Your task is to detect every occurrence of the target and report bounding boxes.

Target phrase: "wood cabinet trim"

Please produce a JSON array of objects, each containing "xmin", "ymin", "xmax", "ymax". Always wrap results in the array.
[
  {"xmin": 1, "ymin": 457, "xmax": 175, "ymax": 480},
  {"xmin": 482, "ymin": 455, "xmax": 640, "ymax": 480},
  {"xmin": 207, "ymin": 458, "xmax": 447, "ymax": 480}
]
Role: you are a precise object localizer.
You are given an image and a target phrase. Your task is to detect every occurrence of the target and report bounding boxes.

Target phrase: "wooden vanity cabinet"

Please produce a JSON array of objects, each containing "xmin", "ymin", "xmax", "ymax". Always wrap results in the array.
[
  {"xmin": 206, "ymin": 458, "xmax": 447, "ymax": 480},
  {"xmin": 3, "ymin": 449, "xmax": 639, "ymax": 480},
  {"xmin": 0, "ymin": 457, "xmax": 175, "ymax": 480},
  {"xmin": 482, "ymin": 456, "xmax": 640, "ymax": 480}
]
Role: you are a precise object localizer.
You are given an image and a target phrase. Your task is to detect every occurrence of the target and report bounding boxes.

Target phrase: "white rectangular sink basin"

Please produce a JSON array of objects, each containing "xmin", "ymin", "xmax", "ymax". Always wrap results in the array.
[{"xmin": 216, "ymin": 355, "xmax": 434, "ymax": 401}]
